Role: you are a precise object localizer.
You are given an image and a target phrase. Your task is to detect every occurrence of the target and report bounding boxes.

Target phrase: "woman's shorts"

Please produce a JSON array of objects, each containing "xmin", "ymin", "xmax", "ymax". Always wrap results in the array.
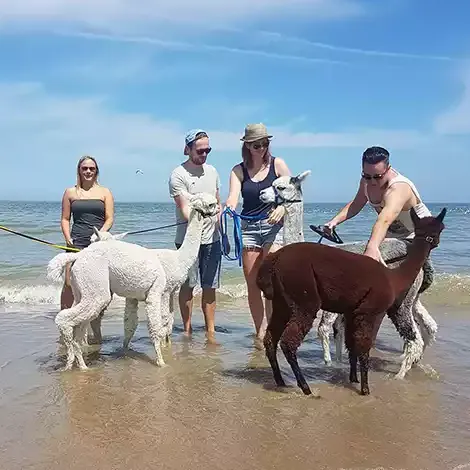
[{"xmin": 241, "ymin": 218, "xmax": 284, "ymax": 250}]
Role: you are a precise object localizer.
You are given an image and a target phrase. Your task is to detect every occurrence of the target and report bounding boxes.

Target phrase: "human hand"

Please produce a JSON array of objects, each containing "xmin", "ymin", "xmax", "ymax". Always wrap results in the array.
[
  {"xmin": 323, "ymin": 220, "xmax": 337, "ymax": 235},
  {"xmin": 363, "ymin": 245, "xmax": 386, "ymax": 266},
  {"xmin": 267, "ymin": 205, "xmax": 285, "ymax": 225}
]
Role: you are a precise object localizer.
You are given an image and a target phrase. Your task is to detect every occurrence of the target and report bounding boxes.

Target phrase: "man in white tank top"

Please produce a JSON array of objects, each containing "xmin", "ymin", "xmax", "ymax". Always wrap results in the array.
[{"xmin": 324, "ymin": 146, "xmax": 431, "ymax": 264}]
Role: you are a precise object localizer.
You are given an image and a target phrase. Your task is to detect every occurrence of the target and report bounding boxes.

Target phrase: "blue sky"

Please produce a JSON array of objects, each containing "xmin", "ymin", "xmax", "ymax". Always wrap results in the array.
[{"xmin": 0, "ymin": 0, "xmax": 469, "ymax": 203}]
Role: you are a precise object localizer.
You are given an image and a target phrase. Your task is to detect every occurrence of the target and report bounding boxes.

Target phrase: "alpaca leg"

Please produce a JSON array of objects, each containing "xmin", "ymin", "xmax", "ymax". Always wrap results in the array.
[
  {"xmin": 74, "ymin": 323, "xmax": 89, "ymax": 370},
  {"xmin": 387, "ymin": 302, "xmax": 424, "ymax": 380},
  {"xmin": 334, "ymin": 315, "xmax": 345, "ymax": 362},
  {"xmin": 123, "ymin": 298, "xmax": 139, "ymax": 349},
  {"xmin": 89, "ymin": 314, "xmax": 103, "ymax": 344},
  {"xmin": 345, "ymin": 313, "xmax": 376, "ymax": 394},
  {"xmin": 145, "ymin": 288, "xmax": 165, "ymax": 367},
  {"xmin": 161, "ymin": 291, "xmax": 172, "ymax": 347},
  {"xmin": 279, "ymin": 312, "xmax": 316, "ymax": 395},
  {"xmin": 317, "ymin": 311, "xmax": 337, "ymax": 365},
  {"xmin": 264, "ymin": 327, "xmax": 286, "ymax": 388},
  {"xmin": 413, "ymin": 299, "xmax": 437, "ymax": 351}
]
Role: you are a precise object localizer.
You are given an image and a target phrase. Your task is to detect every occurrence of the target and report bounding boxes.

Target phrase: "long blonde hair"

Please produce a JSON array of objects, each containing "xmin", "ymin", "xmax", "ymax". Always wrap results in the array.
[{"xmin": 75, "ymin": 155, "xmax": 100, "ymax": 196}]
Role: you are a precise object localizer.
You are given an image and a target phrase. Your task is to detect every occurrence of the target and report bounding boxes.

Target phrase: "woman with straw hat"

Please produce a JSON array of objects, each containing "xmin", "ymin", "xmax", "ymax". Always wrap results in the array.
[{"xmin": 225, "ymin": 123, "xmax": 291, "ymax": 346}]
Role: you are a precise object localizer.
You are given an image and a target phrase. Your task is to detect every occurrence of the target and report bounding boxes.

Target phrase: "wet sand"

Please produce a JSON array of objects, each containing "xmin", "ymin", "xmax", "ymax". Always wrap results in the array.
[{"xmin": 0, "ymin": 305, "xmax": 469, "ymax": 470}]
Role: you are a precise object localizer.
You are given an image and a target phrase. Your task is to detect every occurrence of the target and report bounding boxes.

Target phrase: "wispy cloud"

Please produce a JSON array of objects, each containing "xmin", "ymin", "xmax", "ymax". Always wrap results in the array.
[
  {"xmin": 51, "ymin": 31, "xmax": 347, "ymax": 66},
  {"xmin": 434, "ymin": 66, "xmax": 470, "ymax": 134},
  {"xmin": 256, "ymin": 31, "xmax": 463, "ymax": 63}
]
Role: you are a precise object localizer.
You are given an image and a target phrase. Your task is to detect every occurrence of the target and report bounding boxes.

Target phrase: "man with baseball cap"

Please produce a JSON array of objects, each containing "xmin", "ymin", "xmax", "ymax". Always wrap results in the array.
[{"xmin": 168, "ymin": 129, "xmax": 222, "ymax": 342}]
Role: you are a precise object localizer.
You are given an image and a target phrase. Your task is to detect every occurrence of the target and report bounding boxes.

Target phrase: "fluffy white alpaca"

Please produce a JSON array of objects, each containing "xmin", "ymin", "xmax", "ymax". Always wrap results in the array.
[
  {"xmin": 259, "ymin": 172, "xmax": 437, "ymax": 378},
  {"xmin": 47, "ymin": 191, "xmax": 219, "ymax": 370},
  {"xmin": 89, "ymin": 191, "xmax": 221, "ymax": 347}
]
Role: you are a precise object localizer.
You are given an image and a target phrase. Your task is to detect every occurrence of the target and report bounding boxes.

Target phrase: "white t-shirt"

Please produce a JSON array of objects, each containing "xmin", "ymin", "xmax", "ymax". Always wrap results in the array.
[{"xmin": 168, "ymin": 162, "xmax": 221, "ymax": 245}]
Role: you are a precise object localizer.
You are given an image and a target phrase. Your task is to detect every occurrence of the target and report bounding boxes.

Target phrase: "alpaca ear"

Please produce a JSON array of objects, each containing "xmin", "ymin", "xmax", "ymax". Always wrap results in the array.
[
  {"xmin": 293, "ymin": 170, "xmax": 311, "ymax": 184},
  {"xmin": 410, "ymin": 208, "xmax": 420, "ymax": 227},
  {"xmin": 436, "ymin": 207, "xmax": 447, "ymax": 222}
]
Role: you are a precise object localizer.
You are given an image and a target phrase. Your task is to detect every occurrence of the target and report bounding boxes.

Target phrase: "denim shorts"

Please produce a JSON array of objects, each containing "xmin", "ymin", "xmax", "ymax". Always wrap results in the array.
[
  {"xmin": 175, "ymin": 240, "xmax": 222, "ymax": 289},
  {"xmin": 241, "ymin": 218, "xmax": 284, "ymax": 249}
]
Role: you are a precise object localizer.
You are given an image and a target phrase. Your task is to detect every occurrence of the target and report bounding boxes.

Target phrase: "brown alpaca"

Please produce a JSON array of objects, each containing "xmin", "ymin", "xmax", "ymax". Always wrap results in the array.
[{"xmin": 256, "ymin": 208, "xmax": 446, "ymax": 396}]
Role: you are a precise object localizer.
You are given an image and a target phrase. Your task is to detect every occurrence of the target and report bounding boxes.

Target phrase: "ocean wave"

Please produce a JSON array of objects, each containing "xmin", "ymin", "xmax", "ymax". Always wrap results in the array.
[{"xmin": 1, "ymin": 273, "xmax": 469, "ymax": 308}]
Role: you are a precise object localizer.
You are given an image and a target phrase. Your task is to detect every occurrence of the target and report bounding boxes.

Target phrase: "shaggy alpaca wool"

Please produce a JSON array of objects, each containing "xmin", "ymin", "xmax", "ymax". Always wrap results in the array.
[
  {"xmin": 89, "ymin": 192, "xmax": 221, "ymax": 348},
  {"xmin": 256, "ymin": 208, "xmax": 446, "ymax": 396},
  {"xmin": 47, "ymin": 191, "xmax": 219, "ymax": 370},
  {"xmin": 259, "ymin": 172, "xmax": 438, "ymax": 372}
]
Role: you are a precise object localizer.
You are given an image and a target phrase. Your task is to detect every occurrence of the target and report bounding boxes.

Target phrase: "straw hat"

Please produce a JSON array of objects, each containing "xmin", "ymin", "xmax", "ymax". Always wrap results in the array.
[{"xmin": 240, "ymin": 123, "xmax": 272, "ymax": 143}]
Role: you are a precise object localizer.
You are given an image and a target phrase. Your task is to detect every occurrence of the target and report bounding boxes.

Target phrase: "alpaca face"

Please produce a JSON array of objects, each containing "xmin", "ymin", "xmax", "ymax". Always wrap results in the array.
[
  {"xmin": 188, "ymin": 192, "xmax": 219, "ymax": 218},
  {"xmin": 411, "ymin": 207, "xmax": 447, "ymax": 248},
  {"xmin": 259, "ymin": 170, "xmax": 311, "ymax": 205}
]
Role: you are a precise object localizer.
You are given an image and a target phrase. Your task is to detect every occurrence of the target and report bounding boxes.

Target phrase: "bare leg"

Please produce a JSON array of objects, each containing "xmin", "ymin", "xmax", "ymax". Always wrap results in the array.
[
  {"xmin": 178, "ymin": 282, "xmax": 194, "ymax": 335},
  {"xmin": 262, "ymin": 243, "xmax": 282, "ymax": 326},
  {"xmin": 60, "ymin": 263, "xmax": 74, "ymax": 309},
  {"xmin": 242, "ymin": 248, "xmax": 265, "ymax": 339},
  {"xmin": 123, "ymin": 298, "xmax": 139, "ymax": 349},
  {"xmin": 201, "ymin": 287, "xmax": 216, "ymax": 338}
]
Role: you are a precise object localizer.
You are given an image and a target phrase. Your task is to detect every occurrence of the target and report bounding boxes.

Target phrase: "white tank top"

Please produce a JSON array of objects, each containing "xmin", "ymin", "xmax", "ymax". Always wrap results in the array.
[{"xmin": 365, "ymin": 170, "xmax": 431, "ymax": 239}]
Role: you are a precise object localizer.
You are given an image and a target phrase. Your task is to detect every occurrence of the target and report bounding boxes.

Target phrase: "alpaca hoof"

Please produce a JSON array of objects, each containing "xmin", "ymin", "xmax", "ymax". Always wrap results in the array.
[
  {"xmin": 78, "ymin": 364, "xmax": 89, "ymax": 371},
  {"xmin": 349, "ymin": 375, "xmax": 359, "ymax": 384},
  {"xmin": 300, "ymin": 385, "xmax": 312, "ymax": 396},
  {"xmin": 360, "ymin": 387, "xmax": 370, "ymax": 396},
  {"xmin": 324, "ymin": 359, "xmax": 332, "ymax": 366},
  {"xmin": 394, "ymin": 372, "xmax": 405, "ymax": 380}
]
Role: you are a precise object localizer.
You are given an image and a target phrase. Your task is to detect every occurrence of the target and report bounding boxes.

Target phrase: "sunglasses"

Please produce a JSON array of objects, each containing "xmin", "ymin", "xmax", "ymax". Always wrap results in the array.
[
  {"xmin": 80, "ymin": 166, "xmax": 97, "ymax": 172},
  {"xmin": 195, "ymin": 147, "xmax": 211, "ymax": 156},
  {"xmin": 252, "ymin": 140, "xmax": 269, "ymax": 150},
  {"xmin": 362, "ymin": 166, "xmax": 389, "ymax": 180}
]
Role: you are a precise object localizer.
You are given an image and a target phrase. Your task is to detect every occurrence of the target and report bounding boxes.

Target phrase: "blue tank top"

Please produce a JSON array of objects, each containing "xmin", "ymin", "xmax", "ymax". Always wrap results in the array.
[
  {"xmin": 70, "ymin": 198, "xmax": 106, "ymax": 248},
  {"xmin": 240, "ymin": 157, "xmax": 278, "ymax": 217}
]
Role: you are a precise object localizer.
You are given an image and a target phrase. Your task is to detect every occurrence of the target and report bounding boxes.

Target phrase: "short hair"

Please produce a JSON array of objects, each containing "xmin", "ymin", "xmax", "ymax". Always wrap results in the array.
[
  {"xmin": 362, "ymin": 146, "xmax": 390, "ymax": 165},
  {"xmin": 187, "ymin": 131, "xmax": 208, "ymax": 148}
]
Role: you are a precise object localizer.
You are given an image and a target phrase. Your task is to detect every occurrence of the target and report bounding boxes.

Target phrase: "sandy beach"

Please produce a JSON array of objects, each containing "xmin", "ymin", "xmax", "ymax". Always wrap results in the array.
[{"xmin": 1, "ymin": 302, "xmax": 469, "ymax": 470}]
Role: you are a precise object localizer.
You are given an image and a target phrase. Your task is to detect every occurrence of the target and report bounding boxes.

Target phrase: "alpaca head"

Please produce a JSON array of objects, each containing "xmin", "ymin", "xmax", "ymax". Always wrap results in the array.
[
  {"xmin": 259, "ymin": 170, "xmax": 311, "ymax": 206},
  {"xmin": 181, "ymin": 191, "xmax": 219, "ymax": 219},
  {"xmin": 91, "ymin": 227, "xmax": 128, "ymax": 243},
  {"xmin": 410, "ymin": 207, "xmax": 447, "ymax": 249}
]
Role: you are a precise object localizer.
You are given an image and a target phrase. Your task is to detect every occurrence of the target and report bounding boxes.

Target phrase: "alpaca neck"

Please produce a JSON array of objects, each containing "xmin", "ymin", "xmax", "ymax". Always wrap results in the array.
[
  {"xmin": 389, "ymin": 238, "xmax": 432, "ymax": 297},
  {"xmin": 283, "ymin": 202, "xmax": 304, "ymax": 244},
  {"xmin": 177, "ymin": 210, "xmax": 204, "ymax": 274}
]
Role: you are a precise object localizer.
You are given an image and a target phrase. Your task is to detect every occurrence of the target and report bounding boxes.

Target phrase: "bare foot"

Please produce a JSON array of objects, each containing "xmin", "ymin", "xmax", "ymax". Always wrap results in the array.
[
  {"xmin": 205, "ymin": 332, "xmax": 220, "ymax": 346},
  {"xmin": 254, "ymin": 336, "xmax": 265, "ymax": 350}
]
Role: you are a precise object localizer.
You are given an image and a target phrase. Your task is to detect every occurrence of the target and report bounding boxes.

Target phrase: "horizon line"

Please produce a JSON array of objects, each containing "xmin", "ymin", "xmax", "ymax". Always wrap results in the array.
[{"xmin": 0, "ymin": 199, "xmax": 465, "ymax": 205}]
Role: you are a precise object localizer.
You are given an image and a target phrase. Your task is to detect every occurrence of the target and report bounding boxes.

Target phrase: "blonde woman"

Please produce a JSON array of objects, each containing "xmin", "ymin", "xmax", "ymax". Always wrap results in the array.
[{"xmin": 60, "ymin": 156, "xmax": 114, "ymax": 328}]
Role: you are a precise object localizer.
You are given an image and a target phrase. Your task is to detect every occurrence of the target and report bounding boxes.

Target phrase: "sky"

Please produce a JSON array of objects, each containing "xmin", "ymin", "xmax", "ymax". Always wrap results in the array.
[{"xmin": 0, "ymin": 0, "xmax": 469, "ymax": 203}]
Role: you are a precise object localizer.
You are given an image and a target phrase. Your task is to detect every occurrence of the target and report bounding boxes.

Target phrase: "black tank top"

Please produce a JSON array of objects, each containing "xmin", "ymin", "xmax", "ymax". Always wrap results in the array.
[
  {"xmin": 240, "ymin": 157, "xmax": 278, "ymax": 217},
  {"xmin": 70, "ymin": 198, "xmax": 106, "ymax": 248}
]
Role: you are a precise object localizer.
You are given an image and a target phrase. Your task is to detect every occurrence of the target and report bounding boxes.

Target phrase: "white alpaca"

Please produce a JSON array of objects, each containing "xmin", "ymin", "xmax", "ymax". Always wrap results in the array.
[
  {"xmin": 89, "ymin": 192, "xmax": 221, "ymax": 347},
  {"xmin": 47, "ymin": 192, "xmax": 219, "ymax": 370},
  {"xmin": 259, "ymin": 172, "xmax": 437, "ymax": 378}
]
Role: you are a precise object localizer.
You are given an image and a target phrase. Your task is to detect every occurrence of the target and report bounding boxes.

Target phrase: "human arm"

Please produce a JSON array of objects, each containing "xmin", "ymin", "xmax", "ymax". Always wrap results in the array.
[
  {"xmin": 60, "ymin": 189, "xmax": 73, "ymax": 245},
  {"xmin": 324, "ymin": 179, "xmax": 368, "ymax": 231},
  {"xmin": 100, "ymin": 188, "xmax": 114, "ymax": 232},
  {"xmin": 225, "ymin": 165, "xmax": 243, "ymax": 211},
  {"xmin": 363, "ymin": 183, "xmax": 412, "ymax": 262},
  {"xmin": 169, "ymin": 171, "xmax": 190, "ymax": 221}
]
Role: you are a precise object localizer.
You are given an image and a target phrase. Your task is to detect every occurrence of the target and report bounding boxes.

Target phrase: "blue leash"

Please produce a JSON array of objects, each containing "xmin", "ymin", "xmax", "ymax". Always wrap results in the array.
[{"xmin": 220, "ymin": 207, "xmax": 265, "ymax": 266}]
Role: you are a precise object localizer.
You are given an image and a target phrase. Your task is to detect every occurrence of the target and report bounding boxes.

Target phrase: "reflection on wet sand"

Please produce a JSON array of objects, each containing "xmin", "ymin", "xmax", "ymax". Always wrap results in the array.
[{"xmin": 0, "ymin": 306, "xmax": 469, "ymax": 470}]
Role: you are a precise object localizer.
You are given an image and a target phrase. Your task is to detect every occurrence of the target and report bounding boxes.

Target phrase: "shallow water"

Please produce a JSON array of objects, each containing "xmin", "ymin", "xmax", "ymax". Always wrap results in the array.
[{"xmin": 1, "ymin": 305, "xmax": 469, "ymax": 470}]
